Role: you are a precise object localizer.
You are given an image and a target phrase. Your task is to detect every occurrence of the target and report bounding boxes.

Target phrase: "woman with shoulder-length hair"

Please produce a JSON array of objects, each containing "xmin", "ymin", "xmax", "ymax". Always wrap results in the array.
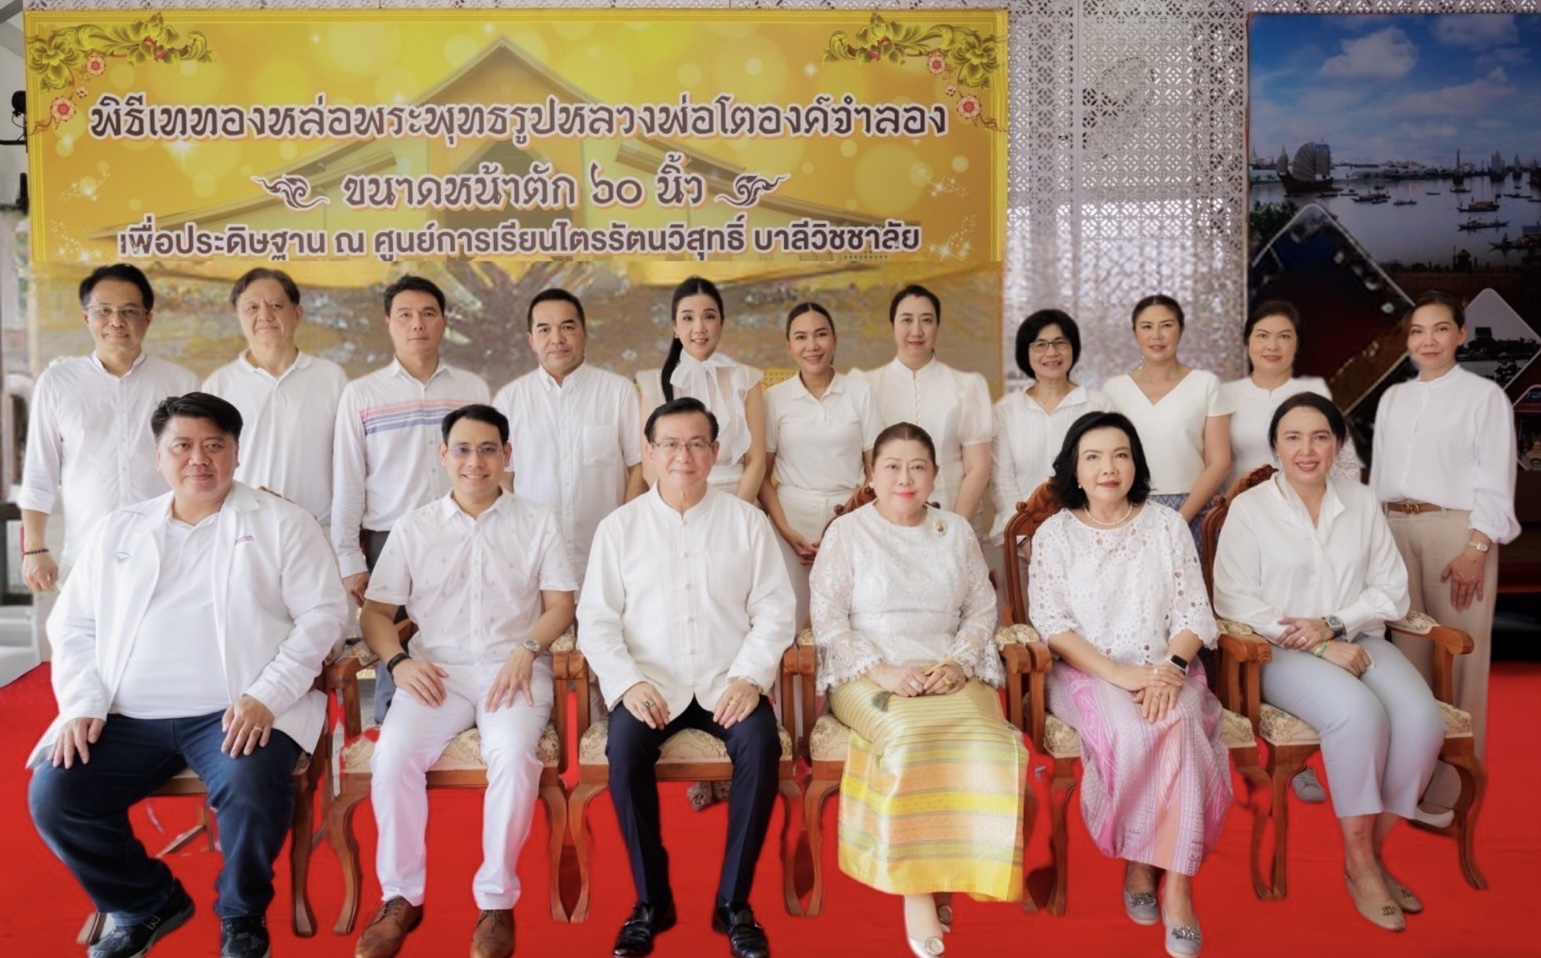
[
  {"xmin": 810, "ymin": 422, "xmax": 1026, "ymax": 958},
  {"xmin": 1371, "ymin": 290, "xmax": 1518, "ymax": 823},
  {"xmin": 859, "ymin": 285, "xmax": 993, "ymax": 526},
  {"xmin": 1214, "ymin": 392, "xmax": 1444, "ymax": 931},
  {"xmin": 1101, "ymin": 295, "xmax": 1232, "ymax": 546},
  {"xmin": 637, "ymin": 276, "xmax": 766, "ymax": 502},
  {"xmin": 760, "ymin": 302, "xmax": 883, "ymax": 626},
  {"xmin": 1028, "ymin": 410, "xmax": 1229, "ymax": 958}
]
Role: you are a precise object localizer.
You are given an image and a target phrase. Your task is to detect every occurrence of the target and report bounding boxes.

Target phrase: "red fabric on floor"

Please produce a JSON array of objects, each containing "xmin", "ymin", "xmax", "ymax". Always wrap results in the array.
[{"xmin": 2, "ymin": 663, "xmax": 1535, "ymax": 956}]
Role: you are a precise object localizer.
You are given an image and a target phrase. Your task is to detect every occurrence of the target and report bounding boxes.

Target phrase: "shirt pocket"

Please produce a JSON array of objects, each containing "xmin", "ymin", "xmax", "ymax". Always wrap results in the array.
[{"xmin": 581, "ymin": 424, "xmax": 620, "ymax": 466}]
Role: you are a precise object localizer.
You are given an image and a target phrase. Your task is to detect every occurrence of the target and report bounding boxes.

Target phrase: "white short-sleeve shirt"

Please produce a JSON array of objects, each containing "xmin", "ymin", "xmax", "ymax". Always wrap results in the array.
[
  {"xmin": 764, "ymin": 372, "xmax": 882, "ymax": 495},
  {"xmin": 858, "ymin": 356, "xmax": 992, "ymax": 516},
  {"xmin": 1103, "ymin": 369, "xmax": 1230, "ymax": 496},
  {"xmin": 989, "ymin": 384, "xmax": 1112, "ymax": 543}
]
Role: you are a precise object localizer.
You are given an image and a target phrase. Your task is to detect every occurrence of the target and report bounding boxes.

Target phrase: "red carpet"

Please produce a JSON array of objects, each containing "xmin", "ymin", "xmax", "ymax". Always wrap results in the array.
[{"xmin": 2, "ymin": 664, "xmax": 1536, "ymax": 957}]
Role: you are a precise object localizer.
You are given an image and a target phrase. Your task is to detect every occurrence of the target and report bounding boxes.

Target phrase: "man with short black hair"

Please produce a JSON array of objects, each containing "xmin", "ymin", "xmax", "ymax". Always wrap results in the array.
[
  {"xmin": 580, "ymin": 397, "xmax": 795, "ymax": 958},
  {"xmin": 28, "ymin": 392, "xmax": 349, "ymax": 958},
  {"xmin": 20, "ymin": 263, "xmax": 198, "ymax": 591}
]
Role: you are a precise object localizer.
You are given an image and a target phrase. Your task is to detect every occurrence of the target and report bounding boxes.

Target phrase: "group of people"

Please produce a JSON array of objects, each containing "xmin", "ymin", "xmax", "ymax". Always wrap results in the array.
[{"xmin": 19, "ymin": 263, "xmax": 1513, "ymax": 958}]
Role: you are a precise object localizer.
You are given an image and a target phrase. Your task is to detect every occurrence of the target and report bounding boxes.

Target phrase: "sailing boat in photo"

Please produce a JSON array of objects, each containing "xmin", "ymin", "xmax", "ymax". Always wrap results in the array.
[{"xmin": 1451, "ymin": 148, "xmax": 1471, "ymax": 193}]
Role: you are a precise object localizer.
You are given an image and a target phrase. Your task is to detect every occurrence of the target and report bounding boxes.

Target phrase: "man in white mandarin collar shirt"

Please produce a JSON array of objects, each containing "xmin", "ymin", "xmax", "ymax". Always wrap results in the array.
[
  {"xmin": 20, "ymin": 263, "xmax": 199, "ymax": 590},
  {"xmin": 353, "ymin": 404, "xmax": 576, "ymax": 958},
  {"xmin": 492, "ymin": 288, "xmax": 644, "ymax": 580},
  {"xmin": 579, "ymin": 397, "xmax": 794, "ymax": 958},
  {"xmin": 28, "ymin": 392, "xmax": 348, "ymax": 958},
  {"xmin": 203, "ymin": 268, "xmax": 347, "ymax": 533}
]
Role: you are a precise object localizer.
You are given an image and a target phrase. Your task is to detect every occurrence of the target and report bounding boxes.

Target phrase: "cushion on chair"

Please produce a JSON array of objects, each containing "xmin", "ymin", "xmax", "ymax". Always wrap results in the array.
[
  {"xmin": 577, "ymin": 723, "xmax": 794, "ymax": 766},
  {"xmin": 995, "ymin": 623, "xmax": 1042, "ymax": 647},
  {"xmin": 1039, "ymin": 707, "xmax": 1255, "ymax": 759},
  {"xmin": 339, "ymin": 723, "xmax": 562, "ymax": 774},
  {"xmin": 1437, "ymin": 700, "xmax": 1473, "ymax": 738},
  {"xmin": 1219, "ymin": 708, "xmax": 1256, "ymax": 749},
  {"xmin": 1257, "ymin": 698, "xmax": 1472, "ymax": 747},
  {"xmin": 809, "ymin": 714, "xmax": 851, "ymax": 763},
  {"xmin": 165, "ymin": 752, "xmax": 312, "ymax": 782}
]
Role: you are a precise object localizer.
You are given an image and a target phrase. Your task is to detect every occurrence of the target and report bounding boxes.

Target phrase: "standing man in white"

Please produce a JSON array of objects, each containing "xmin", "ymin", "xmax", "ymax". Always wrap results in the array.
[
  {"xmin": 203, "ymin": 268, "xmax": 347, "ymax": 534},
  {"xmin": 492, "ymin": 288, "xmax": 645, "ymax": 579},
  {"xmin": 331, "ymin": 275, "xmax": 490, "ymax": 720},
  {"xmin": 20, "ymin": 263, "xmax": 198, "ymax": 591},
  {"xmin": 352, "ymin": 404, "xmax": 576, "ymax": 958}
]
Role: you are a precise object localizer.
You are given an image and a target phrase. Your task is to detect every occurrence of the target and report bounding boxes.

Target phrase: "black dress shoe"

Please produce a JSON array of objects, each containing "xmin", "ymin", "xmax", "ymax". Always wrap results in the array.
[
  {"xmin": 613, "ymin": 900, "xmax": 678, "ymax": 958},
  {"xmin": 711, "ymin": 902, "xmax": 770, "ymax": 958}
]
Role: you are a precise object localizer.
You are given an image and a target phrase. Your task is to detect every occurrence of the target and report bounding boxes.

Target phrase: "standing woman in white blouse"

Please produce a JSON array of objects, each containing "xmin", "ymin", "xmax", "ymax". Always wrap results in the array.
[
  {"xmin": 1221, "ymin": 300, "xmax": 1362, "ymax": 487},
  {"xmin": 1371, "ymin": 290, "xmax": 1518, "ymax": 820},
  {"xmin": 637, "ymin": 276, "xmax": 766, "ymax": 502},
  {"xmin": 760, "ymin": 303, "xmax": 883, "ymax": 627},
  {"xmin": 1102, "ymin": 295, "xmax": 1232, "ymax": 546},
  {"xmin": 1214, "ymin": 393, "xmax": 1444, "ymax": 932},
  {"xmin": 859, "ymin": 285, "xmax": 993, "ymax": 526}
]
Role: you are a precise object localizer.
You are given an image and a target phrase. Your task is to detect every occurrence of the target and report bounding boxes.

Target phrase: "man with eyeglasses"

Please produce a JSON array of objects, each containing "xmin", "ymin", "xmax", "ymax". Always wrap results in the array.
[
  {"xmin": 492, "ymin": 288, "xmax": 646, "ymax": 583},
  {"xmin": 20, "ymin": 263, "xmax": 199, "ymax": 591},
  {"xmin": 203, "ymin": 268, "xmax": 348, "ymax": 535},
  {"xmin": 352, "ymin": 403, "xmax": 575, "ymax": 958},
  {"xmin": 579, "ymin": 397, "xmax": 794, "ymax": 958},
  {"xmin": 331, "ymin": 275, "xmax": 489, "ymax": 721}
]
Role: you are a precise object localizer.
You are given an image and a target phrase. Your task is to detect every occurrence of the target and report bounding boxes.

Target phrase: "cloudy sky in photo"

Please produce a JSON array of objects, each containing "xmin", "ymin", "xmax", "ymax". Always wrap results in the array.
[{"xmin": 1250, "ymin": 14, "xmax": 1541, "ymax": 168}]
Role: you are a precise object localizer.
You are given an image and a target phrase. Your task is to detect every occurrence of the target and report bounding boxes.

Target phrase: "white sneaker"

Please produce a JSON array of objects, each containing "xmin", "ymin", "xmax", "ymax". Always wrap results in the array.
[{"xmin": 1290, "ymin": 768, "xmax": 1326, "ymax": 803}]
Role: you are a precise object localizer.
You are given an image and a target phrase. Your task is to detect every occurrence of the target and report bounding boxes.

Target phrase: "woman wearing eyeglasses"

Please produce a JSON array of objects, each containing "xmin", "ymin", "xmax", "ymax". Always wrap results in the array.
[{"xmin": 637, "ymin": 276, "xmax": 766, "ymax": 502}]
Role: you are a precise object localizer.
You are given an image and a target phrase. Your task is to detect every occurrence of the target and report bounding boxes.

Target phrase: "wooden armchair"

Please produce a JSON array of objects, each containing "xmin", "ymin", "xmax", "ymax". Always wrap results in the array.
[
  {"xmin": 1200, "ymin": 465, "xmax": 1488, "ymax": 898},
  {"xmin": 75, "ymin": 679, "xmax": 329, "ymax": 946},
  {"xmin": 1000, "ymin": 481, "xmax": 1270, "ymax": 915},
  {"xmin": 564, "ymin": 645, "xmax": 803, "ymax": 921},
  {"xmin": 324, "ymin": 624, "xmax": 575, "ymax": 932}
]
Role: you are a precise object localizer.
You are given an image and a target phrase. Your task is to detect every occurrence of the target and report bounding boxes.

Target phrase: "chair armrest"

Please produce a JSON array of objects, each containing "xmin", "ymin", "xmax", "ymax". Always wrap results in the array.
[
  {"xmin": 1214, "ymin": 621, "xmax": 1271, "ymax": 728},
  {"xmin": 1387, "ymin": 612, "xmax": 1472, "ymax": 704},
  {"xmin": 325, "ymin": 643, "xmax": 378, "ymax": 738},
  {"xmin": 1216, "ymin": 621, "xmax": 1273, "ymax": 664}
]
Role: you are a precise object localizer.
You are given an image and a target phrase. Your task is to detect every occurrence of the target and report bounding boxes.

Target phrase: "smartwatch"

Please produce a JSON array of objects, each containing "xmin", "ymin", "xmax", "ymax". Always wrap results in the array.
[
  {"xmin": 384, "ymin": 651, "xmax": 411, "ymax": 675},
  {"xmin": 1324, "ymin": 615, "xmax": 1345, "ymax": 638},
  {"xmin": 1167, "ymin": 653, "xmax": 1189, "ymax": 674}
]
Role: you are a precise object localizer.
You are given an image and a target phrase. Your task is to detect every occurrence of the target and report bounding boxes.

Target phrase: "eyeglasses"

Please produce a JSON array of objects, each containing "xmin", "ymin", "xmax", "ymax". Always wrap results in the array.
[
  {"xmin": 1029, "ymin": 338, "xmax": 1070, "ymax": 353},
  {"xmin": 447, "ymin": 443, "xmax": 503, "ymax": 458},
  {"xmin": 86, "ymin": 304, "xmax": 148, "ymax": 322},
  {"xmin": 652, "ymin": 439, "xmax": 713, "ymax": 456}
]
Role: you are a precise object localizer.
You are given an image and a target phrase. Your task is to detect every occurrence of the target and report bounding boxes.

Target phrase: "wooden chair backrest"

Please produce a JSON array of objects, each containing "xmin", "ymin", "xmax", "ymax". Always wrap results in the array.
[
  {"xmin": 1199, "ymin": 465, "xmax": 1275, "ymax": 600},
  {"xmin": 1000, "ymin": 481, "xmax": 1061, "ymax": 626}
]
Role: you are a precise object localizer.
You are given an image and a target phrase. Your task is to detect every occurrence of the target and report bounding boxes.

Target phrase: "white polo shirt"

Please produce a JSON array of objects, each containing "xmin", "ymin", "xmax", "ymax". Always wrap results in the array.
[
  {"xmin": 764, "ymin": 372, "xmax": 882, "ymax": 495},
  {"xmin": 492, "ymin": 362, "xmax": 642, "ymax": 576},
  {"xmin": 18, "ymin": 352, "xmax": 199, "ymax": 565},
  {"xmin": 204, "ymin": 351, "xmax": 348, "ymax": 526},
  {"xmin": 331, "ymin": 359, "xmax": 490, "ymax": 577},
  {"xmin": 366, "ymin": 491, "xmax": 576, "ymax": 666}
]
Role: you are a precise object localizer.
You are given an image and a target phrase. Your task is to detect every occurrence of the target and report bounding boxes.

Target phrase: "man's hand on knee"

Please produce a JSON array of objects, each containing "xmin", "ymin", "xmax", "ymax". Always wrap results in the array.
[
  {"xmin": 621, "ymin": 682, "xmax": 669, "ymax": 729},
  {"xmin": 51, "ymin": 717, "xmax": 104, "ymax": 768},
  {"xmin": 222, "ymin": 695, "xmax": 276, "ymax": 757},
  {"xmin": 713, "ymin": 678, "xmax": 762, "ymax": 729}
]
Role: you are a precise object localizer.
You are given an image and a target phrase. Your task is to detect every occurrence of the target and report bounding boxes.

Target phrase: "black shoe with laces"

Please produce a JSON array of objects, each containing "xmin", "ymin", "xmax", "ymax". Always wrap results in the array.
[
  {"xmin": 220, "ymin": 915, "xmax": 271, "ymax": 958},
  {"xmin": 88, "ymin": 882, "xmax": 195, "ymax": 958},
  {"xmin": 711, "ymin": 901, "xmax": 770, "ymax": 958}
]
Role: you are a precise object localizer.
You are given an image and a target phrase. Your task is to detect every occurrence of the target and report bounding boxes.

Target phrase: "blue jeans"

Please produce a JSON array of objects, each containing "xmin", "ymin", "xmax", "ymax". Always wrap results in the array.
[{"xmin": 29, "ymin": 711, "xmax": 301, "ymax": 922}]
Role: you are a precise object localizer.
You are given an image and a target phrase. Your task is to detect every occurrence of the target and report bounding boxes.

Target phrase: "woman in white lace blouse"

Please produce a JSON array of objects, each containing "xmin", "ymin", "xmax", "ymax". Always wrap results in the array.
[
  {"xmin": 810, "ymin": 423, "xmax": 1026, "ymax": 958},
  {"xmin": 1028, "ymin": 411, "xmax": 1229, "ymax": 958}
]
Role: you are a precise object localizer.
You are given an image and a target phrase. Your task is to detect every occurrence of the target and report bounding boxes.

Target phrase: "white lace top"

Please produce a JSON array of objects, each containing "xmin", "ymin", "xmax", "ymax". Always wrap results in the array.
[
  {"xmin": 1028, "ymin": 504, "xmax": 1218, "ymax": 664},
  {"xmin": 809, "ymin": 503, "xmax": 1001, "ymax": 692}
]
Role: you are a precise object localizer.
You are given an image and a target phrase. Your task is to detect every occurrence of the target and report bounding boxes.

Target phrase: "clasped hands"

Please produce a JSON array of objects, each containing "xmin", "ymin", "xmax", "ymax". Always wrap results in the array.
[
  {"xmin": 1276, "ymin": 616, "xmax": 1371, "ymax": 677},
  {"xmin": 867, "ymin": 660, "xmax": 966, "ymax": 698},
  {"xmin": 1113, "ymin": 660, "xmax": 1186, "ymax": 723}
]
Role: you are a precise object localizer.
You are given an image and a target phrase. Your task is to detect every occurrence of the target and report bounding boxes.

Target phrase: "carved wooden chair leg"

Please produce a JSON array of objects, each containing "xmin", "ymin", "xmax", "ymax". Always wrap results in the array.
[
  {"xmin": 1263, "ymin": 747, "xmax": 1307, "ymax": 900},
  {"xmin": 290, "ymin": 771, "xmax": 318, "ymax": 937},
  {"xmin": 1231, "ymin": 746, "xmax": 1274, "ymax": 902},
  {"xmin": 778, "ymin": 778, "xmax": 803, "ymax": 916},
  {"xmin": 802, "ymin": 778, "xmax": 839, "ymax": 917},
  {"xmin": 327, "ymin": 785, "xmax": 371, "ymax": 935},
  {"xmin": 1445, "ymin": 750, "xmax": 1489, "ymax": 890},
  {"xmin": 566, "ymin": 783, "xmax": 606, "ymax": 923},
  {"xmin": 1047, "ymin": 760, "xmax": 1077, "ymax": 917},
  {"xmin": 1019, "ymin": 776, "xmax": 1039, "ymax": 914},
  {"xmin": 540, "ymin": 784, "xmax": 570, "ymax": 922}
]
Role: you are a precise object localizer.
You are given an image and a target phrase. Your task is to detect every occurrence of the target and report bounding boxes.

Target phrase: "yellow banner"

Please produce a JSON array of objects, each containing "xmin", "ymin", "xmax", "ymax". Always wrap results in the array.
[{"xmin": 24, "ymin": 10, "xmax": 1006, "ymax": 382}]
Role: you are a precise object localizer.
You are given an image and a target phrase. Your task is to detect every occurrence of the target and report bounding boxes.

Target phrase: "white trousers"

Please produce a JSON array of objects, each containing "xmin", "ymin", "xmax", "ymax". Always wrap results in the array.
[
  {"xmin": 774, "ymin": 485, "xmax": 850, "ymax": 629},
  {"xmin": 371, "ymin": 660, "xmax": 553, "ymax": 909}
]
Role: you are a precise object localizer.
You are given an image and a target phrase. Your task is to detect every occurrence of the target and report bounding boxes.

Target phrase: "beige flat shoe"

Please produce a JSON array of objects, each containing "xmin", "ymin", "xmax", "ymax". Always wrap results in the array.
[
  {"xmin": 1346, "ymin": 876, "xmax": 1405, "ymax": 932},
  {"xmin": 1383, "ymin": 874, "xmax": 1423, "ymax": 914}
]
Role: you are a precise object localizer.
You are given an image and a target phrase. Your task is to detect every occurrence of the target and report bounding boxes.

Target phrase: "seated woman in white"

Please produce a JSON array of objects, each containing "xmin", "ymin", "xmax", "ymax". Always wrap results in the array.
[
  {"xmin": 759, "ymin": 302, "xmax": 881, "ymax": 627},
  {"xmin": 811, "ymin": 422, "xmax": 1026, "ymax": 958},
  {"xmin": 1213, "ymin": 392, "xmax": 1444, "ymax": 932},
  {"xmin": 1221, "ymin": 299, "xmax": 1360, "ymax": 487},
  {"xmin": 1029, "ymin": 411, "xmax": 1228, "ymax": 958},
  {"xmin": 858, "ymin": 284, "xmax": 992, "ymax": 527},
  {"xmin": 637, "ymin": 275, "xmax": 765, "ymax": 502},
  {"xmin": 1102, "ymin": 295, "xmax": 1231, "ymax": 547}
]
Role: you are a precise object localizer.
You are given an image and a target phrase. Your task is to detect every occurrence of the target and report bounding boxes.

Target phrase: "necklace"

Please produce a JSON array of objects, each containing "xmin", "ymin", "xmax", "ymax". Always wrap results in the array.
[{"xmin": 1081, "ymin": 501, "xmax": 1134, "ymax": 527}]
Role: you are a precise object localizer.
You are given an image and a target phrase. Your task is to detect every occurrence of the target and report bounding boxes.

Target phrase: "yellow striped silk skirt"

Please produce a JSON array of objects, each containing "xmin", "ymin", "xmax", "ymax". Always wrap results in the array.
[{"xmin": 828, "ymin": 678, "xmax": 1027, "ymax": 901}]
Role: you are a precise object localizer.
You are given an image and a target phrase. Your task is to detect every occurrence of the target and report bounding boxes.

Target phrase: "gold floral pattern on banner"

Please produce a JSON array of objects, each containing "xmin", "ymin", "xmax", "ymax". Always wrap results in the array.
[{"xmin": 824, "ymin": 13, "xmax": 1005, "ymax": 131}]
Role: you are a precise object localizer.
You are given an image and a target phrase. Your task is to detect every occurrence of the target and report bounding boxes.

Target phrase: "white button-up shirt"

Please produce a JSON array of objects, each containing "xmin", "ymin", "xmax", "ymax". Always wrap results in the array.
[
  {"xmin": 1371, "ymin": 365, "xmax": 1520, "ymax": 544},
  {"xmin": 989, "ymin": 384, "xmax": 1112, "ymax": 544},
  {"xmin": 858, "ymin": 357, "xmax": 992, "ymax": 514},
  {"xmin": 764, "ymin": 372, "xmax": 882, "ymax": 495},
  {"xmin": 578, "ymin": 487, "xmax": 796, "ymax": 714},
  {"xmin": 367, "ymin": 492, "xmax": 575, "ymax": 666},
  {"xmin": 492, "ymin": 362, "xmax": 642, "ymax": 576},
  {"xmin": 331, "ymin": 359, "xmax": 490, "ymax": 577},
  {"xmin": 204, "ymin": 351, "xmax": 348, "ymax": 527},
  {"xmin": 1213, "ymin": 474, "xmax": 1409, "ymax": 643},
  {"xmin": 18, "ymin": 352, "xmax": 199, "ymax": 565}
]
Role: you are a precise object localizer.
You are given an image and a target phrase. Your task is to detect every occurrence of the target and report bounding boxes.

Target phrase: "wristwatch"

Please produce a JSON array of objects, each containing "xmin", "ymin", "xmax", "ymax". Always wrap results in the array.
[
  {"xmin": 1324, "ymin": 615, "xmax": 1345, "ymax": 638},
  {"xmin": 1467, "ymin": 539, "xmax": 1491, "ymax": 554},
  {"xmin": 1167, "ymin": 653, "xmax": 1189, "ymax": 674},
  {"xmin": 520, "ymin": 638, "xmax": 541, "ymax": 654}
]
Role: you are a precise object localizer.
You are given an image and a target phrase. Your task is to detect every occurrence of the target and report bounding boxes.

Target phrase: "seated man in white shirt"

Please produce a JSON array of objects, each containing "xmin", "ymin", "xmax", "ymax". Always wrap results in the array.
[
  {"xmin": 579, "ymin": 397, "xmax": 796, "ymax": 958},
  {"xmin": 492, "ymin": 287, "xmax": 646, "ymax": 578},
  {"xmin": 203, "ymin": 268, "xmax": 348, "ymax": 533},
  {"xmin": 20, "ymin": 263, "xmax": 199, "ymax": 590},
  {"xmin": 352, "ymin": 404, "xmax": 576, "ymax": 958},
  {"xmin": 27, "ymin": 392, "xmax": 349, "ymax": 958}
]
